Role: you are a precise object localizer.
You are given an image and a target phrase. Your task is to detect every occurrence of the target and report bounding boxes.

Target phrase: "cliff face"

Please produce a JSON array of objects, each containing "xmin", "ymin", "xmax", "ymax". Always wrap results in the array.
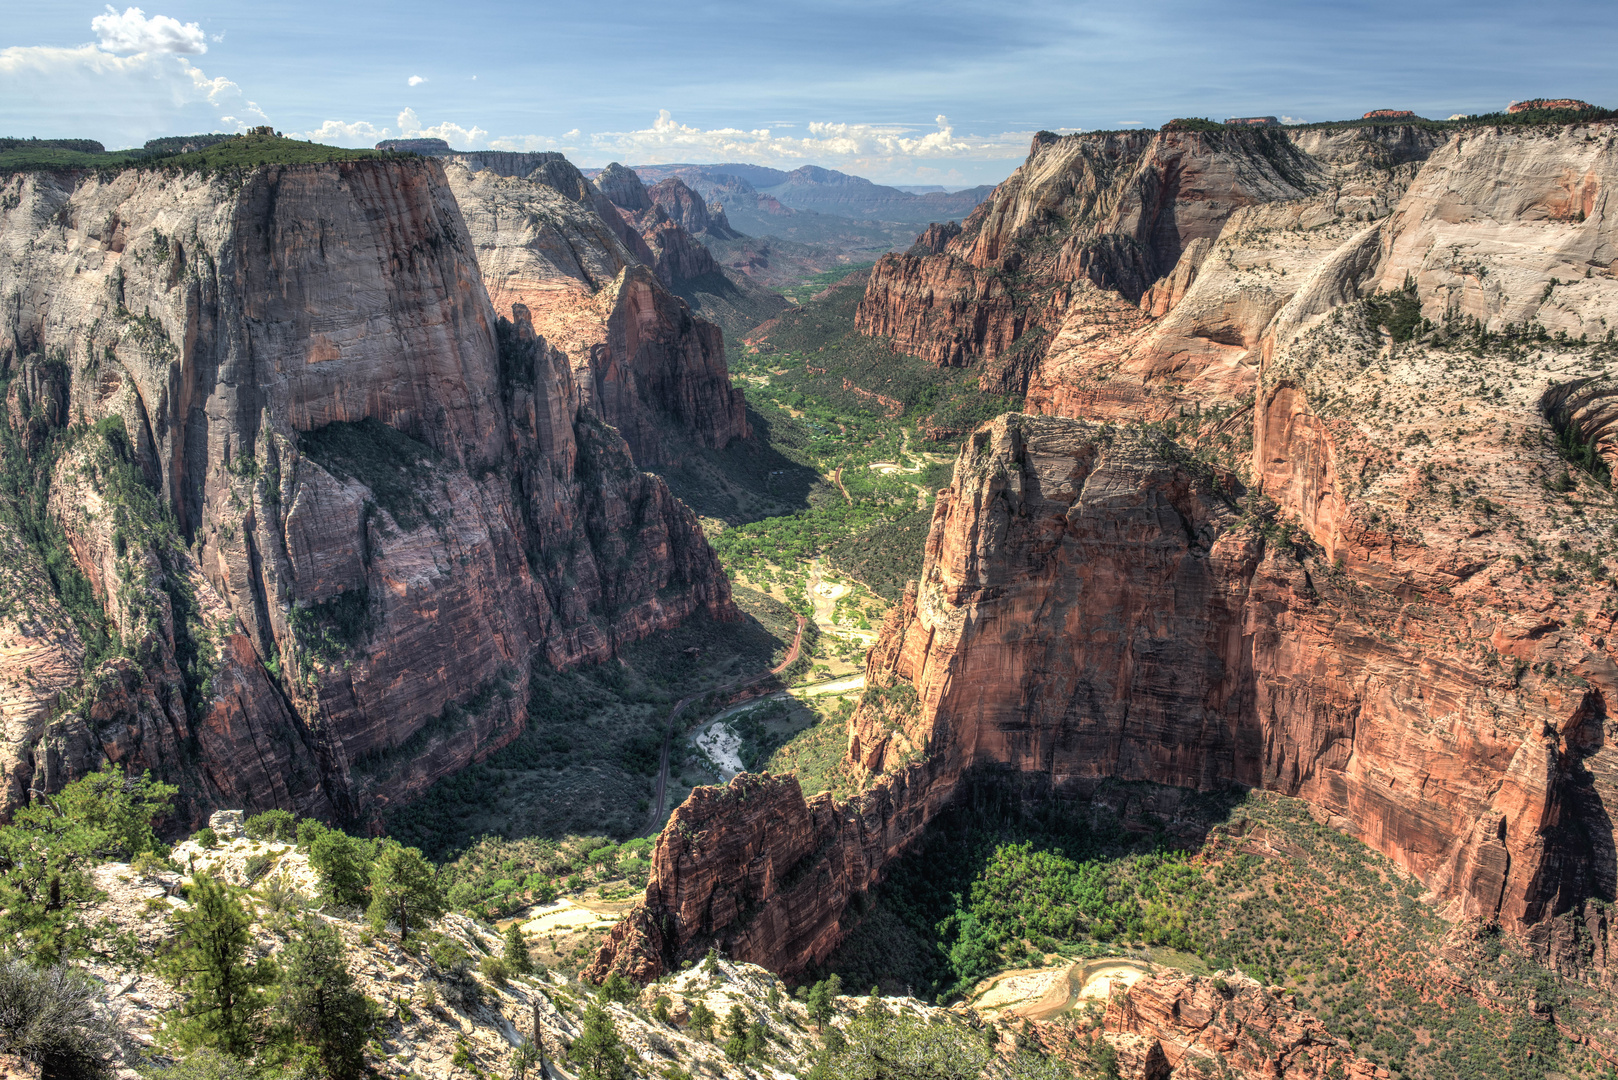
[
  {"xmin": 0, "ymin": 158, "xmax": 733, "ymax": 826},
  {"xmin": 443, "ymin": 154, "xmax": 749, "ymax": 466},
  {"xmin": 594, "ymin": 121, "xmax": 1618, "ymax": 983},
  {"xmin": 855, "ymin": 128, "xmax": 1323, "ymax": 386},
  {"xmin": 590, "ymin": 165, "xmax": 790, "ymax": 341}
]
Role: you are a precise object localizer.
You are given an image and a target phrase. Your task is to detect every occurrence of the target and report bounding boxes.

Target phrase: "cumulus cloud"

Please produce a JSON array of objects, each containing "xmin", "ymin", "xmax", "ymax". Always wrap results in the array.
[
  {"xmin": 295, "ymin": 118, "xmax": 390, "ymax": 145},
  {"xmin": 408, "ymin": 75, "xmax": 425, "ymax": 86},
  {"xmin": 575, "ymin": 110, "xmax": 1034, "ymax": 176},
  {"xmin": 91, "ymin": 6, "xmax": 208, "ymax": 55},
  {"xmin": 396, "ymin": 107, "xmax": 487, "ymax": 147}
]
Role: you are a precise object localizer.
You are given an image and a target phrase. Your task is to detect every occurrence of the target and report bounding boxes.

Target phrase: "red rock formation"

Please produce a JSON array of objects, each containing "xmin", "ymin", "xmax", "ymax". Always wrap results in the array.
[
  {"xmin": 0, "ymin": 158, "xmax": 734, "ymax": 825},
  {"xmin": 1509, "ymin": 99, "xmax": 1592, "ymax": 113},
  {"xmin": 595, "ymin": 121, "xmax": 1618, "ymax": 992},
  {"xmin": 1062, "ymin": 971, "xmax": 1372, "ymax": 1079},
  {"xmin": 1362, "ymin": 109, "xmax": 1418, "ymax": 119},
  {"xmin": 444, "ymin": 154, "xmax": 750, "ymax": 466},
  {"xmin": 855, "ymin": 127, "xmax": 1319, "ymax": 387}
]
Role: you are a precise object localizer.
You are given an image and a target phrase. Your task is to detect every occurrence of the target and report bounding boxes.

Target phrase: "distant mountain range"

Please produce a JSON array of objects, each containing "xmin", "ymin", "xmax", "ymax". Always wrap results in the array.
[{"xmin": 583, "ymin": 163, "xmax": 996, "ymax": 225}]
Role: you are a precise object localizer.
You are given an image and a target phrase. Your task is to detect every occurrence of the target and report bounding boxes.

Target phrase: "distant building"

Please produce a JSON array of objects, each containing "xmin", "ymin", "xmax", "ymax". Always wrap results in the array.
[
  {"xmin": 1362, "ymin": 110, "xmax": 1418, "ymax": 120},
  {"xmin": 1224, "ymin": 116, "xmax": 1280, "ymax": 127},
  {"xmin": 1507, "ymin": 98, "xmax": 1592, "ymax": 114}
]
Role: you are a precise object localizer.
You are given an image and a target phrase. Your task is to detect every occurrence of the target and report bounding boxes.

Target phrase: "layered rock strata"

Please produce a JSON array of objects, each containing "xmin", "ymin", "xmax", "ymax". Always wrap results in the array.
[
  {"xmin": 0, "ymin": 157, "xmax": 733, "ymax": 825},
  {"xmin": 595, "ymin": 120, "xmax": 1618, "ymax": 984}
]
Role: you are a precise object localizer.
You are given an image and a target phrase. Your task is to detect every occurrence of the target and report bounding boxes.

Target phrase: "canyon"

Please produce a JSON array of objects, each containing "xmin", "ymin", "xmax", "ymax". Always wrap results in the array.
[
  {"xmin": 592, "ymin": 117, "xmax": 1618, "ymax": 1009},
  {"xmin": 0, "ymin": 150, "xmax": 747, "ymax": 828}
]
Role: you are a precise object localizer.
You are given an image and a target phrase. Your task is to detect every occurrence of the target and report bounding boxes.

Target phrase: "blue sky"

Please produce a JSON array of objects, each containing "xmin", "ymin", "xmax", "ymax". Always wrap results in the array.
[{"xmin": 4, "ymin": 1, "xmax": 1615, "ymax": 185}]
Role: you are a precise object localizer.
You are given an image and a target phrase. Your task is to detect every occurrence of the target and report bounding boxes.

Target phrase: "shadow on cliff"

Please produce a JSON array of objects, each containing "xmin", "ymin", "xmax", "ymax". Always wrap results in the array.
[
  {"xmin": 1542, "ymin": 690, "xmax": 1618, "ymax": 919},
  {"xmin": 652, "ymin": 405, "xmax": 824, "ymax": 525}
]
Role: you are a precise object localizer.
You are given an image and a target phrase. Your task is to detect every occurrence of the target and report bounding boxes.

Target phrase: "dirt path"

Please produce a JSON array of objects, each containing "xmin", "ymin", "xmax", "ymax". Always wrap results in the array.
[{"xmin": 645, "ymin": 615, "xmax": 806, "ymax": 833}]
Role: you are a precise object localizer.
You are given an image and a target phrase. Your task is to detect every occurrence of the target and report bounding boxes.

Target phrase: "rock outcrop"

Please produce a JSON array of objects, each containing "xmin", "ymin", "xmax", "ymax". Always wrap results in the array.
[
  {"xmin": 0, "ymin": 156, "xmax": 734, "ymax": 826},
  {"xmin": 595, "ymin": 120, "xmax": 1618, "ymax": 986},
  {"xmin": 588, "ymin": 164, "xmax": 789, "ymax": 340},
  {"xmin": 1078, "ymin": 971, "xmax": 1370, "ymax": 1079},
  {"xmin": 855, "ymin": 127, "xmax": 1322, "ymax": 388},
  {"xmin": 442, "ymin": 153, "xmax": 749, "ymax": 465}
]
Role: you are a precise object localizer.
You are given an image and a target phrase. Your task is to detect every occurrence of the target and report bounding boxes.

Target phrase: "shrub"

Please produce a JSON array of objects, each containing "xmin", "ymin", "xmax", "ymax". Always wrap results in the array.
[
  {"xmin": 479, "ymin": 954, "xmax": 510, "ymax": 986},
  {"xmin": 0, "ymin": 957, "xmax": 132, "ymax": 1078},
  {"xmin": 192, "ymin": 827, "xmax": 219, "ymax": 850}
]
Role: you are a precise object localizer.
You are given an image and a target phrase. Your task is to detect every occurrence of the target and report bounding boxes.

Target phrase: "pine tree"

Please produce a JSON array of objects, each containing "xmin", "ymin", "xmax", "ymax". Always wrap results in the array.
[
  {"xmin": 569, "ymin": 1003, "xmax": 628, "ymax": 1080},
  {"xmin": 0, "ymin": 763, "xmax": 175, "ymax": 963},
  {"xmin": 365, "ymin": 843, "xmax": 443, "ymax": 941},
  {"xmin": 687, "ymin": 1001, "xmax": 716, "ymax": 1041},
  {"xmin": 160, "ymin": 874, "xmax": 275, "ymax": 1057},
  {"xmin": 273, "ymin": 916, "xmax": 374, "ymax": 1079},
  {"xmin": 305, "ymin": 826, "xmax": 374, "ymax": 909},
  {"xmin": 722, "ymin": 1004, "xmax": 751, "ymax": 1062},
  {"xmin": 503, "ymin": 921, "xmax": 532, "ymax": 974},
  {"xmin": 597, "ymin": 971, "xmax": 634, "ymax": 1004}
]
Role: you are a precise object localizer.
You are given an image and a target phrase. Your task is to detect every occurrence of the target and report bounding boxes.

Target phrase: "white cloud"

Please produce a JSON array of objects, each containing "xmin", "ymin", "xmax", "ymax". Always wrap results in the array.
[
  {"xmin": 290, "ymin": 109, "xmax": 1035, "ymax": 183},
  {"xmin": 574, "ymin": 110, "xmax": 1033, "ymax": 176},
  {"xmin": 408, "ymin": 75, "xmax": 425, "ymax": 86},
  {"xmin": 294, "ymin": 118, "xmax": 391, "ymax": 146},
  {"xmin": 396, "ymin": 107, "xmax": 487, "ymax": 147},
  {"xmin": 91, "ymin": 6, "xmax": 208, "ymax": 55},
  {"xmin": 0, "ymin": 42, "xmax": 262, "ymax": 142}
]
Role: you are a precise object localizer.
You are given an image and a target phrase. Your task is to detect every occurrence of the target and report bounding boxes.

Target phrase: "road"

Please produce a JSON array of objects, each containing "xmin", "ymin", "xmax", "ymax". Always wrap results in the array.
[{"xmin": 644, "ymin": 614, "xmax": 805, "ymax": 834}]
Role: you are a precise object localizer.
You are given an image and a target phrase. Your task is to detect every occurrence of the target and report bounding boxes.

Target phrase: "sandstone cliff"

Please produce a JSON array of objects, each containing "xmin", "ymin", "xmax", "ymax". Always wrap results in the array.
[
  {"xmin": 588, "ymin": 165, "xmax": 789, "ymax": 340},
  {"xmin": 855, "ymin": 127, "xmax": 1325, "ymax": 387},
  {"xmin": 595, "ymin": 120, "xmax": 1618, "ymax": 987},
  {"xmin": 442, "ymin": 153, "xmax": 750, "ymax": 466},
  {"xmin": 0, "ymin": 157, "xmax": 733, "ymax": 826}
]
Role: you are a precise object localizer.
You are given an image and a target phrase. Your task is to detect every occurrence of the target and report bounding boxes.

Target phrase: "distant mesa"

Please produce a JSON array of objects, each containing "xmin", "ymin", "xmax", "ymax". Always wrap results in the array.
[
  {"xmin": 1508, "ymin": 98, "xmax": 1592, "ymax": 113},
  {"xmin": 1224, "ymin": 116, "xmax": 1280, "ymax": 127},
  {"xmin": 375, "ymin": 137, "xmax": 458, "ymax": 155},
  {"xmin": 1362, "ymin": 109, "xmax": 1419, "ymax": 120}
]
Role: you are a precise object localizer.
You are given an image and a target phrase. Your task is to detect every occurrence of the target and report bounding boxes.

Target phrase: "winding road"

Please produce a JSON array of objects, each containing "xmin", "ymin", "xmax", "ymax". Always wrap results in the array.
[{"xmin": 644, "ymin": 615, "xmax": 806, "ymax": 834}]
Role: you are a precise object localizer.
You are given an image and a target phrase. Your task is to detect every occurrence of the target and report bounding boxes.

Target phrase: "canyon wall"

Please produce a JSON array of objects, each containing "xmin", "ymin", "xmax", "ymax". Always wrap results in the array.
[
  {"xmin": 443, "ymin": 153, "xmax": 749, "ymax": 467},
  {"xmin": 0, "ymin": 157, "xmax": 735, "ymax": 826},
  {"xmin": 854, "ymin": 127, "xmax": 1324, "ymax": 386},
  {"xmin": 594, "ymin": 121, "xmax": 1618, "ymax": 982}
]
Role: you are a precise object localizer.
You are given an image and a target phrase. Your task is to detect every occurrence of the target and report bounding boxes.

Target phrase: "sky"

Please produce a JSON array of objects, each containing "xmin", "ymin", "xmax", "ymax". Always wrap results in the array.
[{"xmin": 3, "ymin": 2, "xmax": 1616, "ymax": 187}]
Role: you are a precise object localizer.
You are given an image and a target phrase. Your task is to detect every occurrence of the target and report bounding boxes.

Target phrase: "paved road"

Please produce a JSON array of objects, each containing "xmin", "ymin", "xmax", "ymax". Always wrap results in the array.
[{"xmin": 644, "ymin": 615, "xmax": 805, "ymax": 835}]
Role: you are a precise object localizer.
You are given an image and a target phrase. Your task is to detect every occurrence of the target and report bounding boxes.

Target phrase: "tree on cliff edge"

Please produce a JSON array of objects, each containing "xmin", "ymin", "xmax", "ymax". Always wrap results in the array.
[{"xmin": 365, "ymin": 843, "xmax": 443, "ymax": 941}]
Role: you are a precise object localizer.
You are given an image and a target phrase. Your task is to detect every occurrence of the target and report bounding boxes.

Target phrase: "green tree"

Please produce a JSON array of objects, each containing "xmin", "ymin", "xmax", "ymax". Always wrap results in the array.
[
  {"xmin": 504, "ymin": 920, "xmax": 532, "ymax": 974},
  {"xmin": 722, "ymin": 1004, "xmax": 756, "ymax": 1063},
  {"xmin": 160, "ymin": 874, "xmax": 275, "ymax": 1058},
  {"xmin": 365, "ymin": 843, "xmax": 442, "ymax": 940},
  {"xmin": 272, "ymin": 916, "xmax": 374, "ymax": 1079},
  {"xmin": 0, "ymin": 763, "xmax": 176, "ymax": 962},
  {"xmin": 687, "ymin": 1001, "xmax": 716, "ymax": 1041},
  {"xmin": 570, "ymin": 1003, "xmax": 629, "ymax": 1080},
  {"xmin": 306, "ymin": 827, "xmax": 374, "ymax": 909},
  {"xmin": 806, "ymin": 973, "xmax": 841, "ymax": 1030},
  {"xmin": 597, "ymin": 971, "xmax": 635, "ymax": 1004},
  {"xmin": 243, "ymin": 810, "xmax": 297, "ymax": 843}
]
